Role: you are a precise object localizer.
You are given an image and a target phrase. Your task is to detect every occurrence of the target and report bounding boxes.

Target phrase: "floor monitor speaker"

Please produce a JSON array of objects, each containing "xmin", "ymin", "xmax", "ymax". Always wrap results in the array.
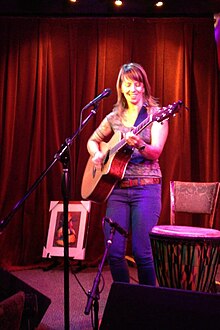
[
  {"xmin": 100, "ymin": 282, "xmax": 220, "ymax": 330},
  {"xmin": 0, "ymin": 268, "xmax": 51, "ymax": 329}
]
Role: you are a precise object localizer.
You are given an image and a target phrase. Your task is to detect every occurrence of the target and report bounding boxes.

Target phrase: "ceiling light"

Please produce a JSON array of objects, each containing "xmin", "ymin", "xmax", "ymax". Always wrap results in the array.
[
  {"xmin": 114, "ymin": 0, "xmax": 123, "ymax": 6},
  {"xmin": 155, "ymin": 1, "xmax": 163, "ymax": 7}
]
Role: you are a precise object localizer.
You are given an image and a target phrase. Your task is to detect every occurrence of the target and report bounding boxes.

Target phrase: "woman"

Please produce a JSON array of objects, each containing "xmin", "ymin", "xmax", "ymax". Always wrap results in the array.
[{"xmin": 87, "ymin": 63, "xmax": 168, "ymax": 285}]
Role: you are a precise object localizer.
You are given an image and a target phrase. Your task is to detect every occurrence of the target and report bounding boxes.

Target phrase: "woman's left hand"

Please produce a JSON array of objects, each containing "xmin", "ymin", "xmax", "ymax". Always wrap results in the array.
[{"xmin": 125, "ymin": 131, "xmax": 143, "ymax": 149}]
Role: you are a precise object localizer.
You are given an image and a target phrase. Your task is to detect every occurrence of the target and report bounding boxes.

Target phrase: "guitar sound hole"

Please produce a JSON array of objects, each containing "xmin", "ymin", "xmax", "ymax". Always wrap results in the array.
[
  {"xmin": 92, "ymin": 166, "xmax": 96, "ymax": 178},
  {"xmin": 103, "ymin": 151, "xmax": 109, "ymax": 165}
]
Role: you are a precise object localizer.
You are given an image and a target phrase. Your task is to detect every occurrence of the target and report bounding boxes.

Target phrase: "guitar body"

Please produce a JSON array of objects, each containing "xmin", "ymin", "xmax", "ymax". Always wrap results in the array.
[{"xmin": 81, "ymin": 132, "xmax": 133, "ymax": 203}]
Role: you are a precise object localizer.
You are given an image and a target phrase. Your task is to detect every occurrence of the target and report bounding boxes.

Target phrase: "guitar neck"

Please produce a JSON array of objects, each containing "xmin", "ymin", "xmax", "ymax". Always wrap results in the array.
[
  {"xmin": 133, "ymin": 114, "xmax": 152, "ymax": 135},
  {"xmin": 109, "ymin": 115, "xmax": 152, "ymax": 157},
  {"xmin": 107, "ymin": 100, "xmax": 183, "ymax": 159}
]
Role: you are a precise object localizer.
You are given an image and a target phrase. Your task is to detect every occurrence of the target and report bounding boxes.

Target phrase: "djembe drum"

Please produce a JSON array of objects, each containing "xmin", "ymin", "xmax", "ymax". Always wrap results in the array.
[{"xmin": 150, "ymin": 225, "xmax": 220, "ymax": 292}]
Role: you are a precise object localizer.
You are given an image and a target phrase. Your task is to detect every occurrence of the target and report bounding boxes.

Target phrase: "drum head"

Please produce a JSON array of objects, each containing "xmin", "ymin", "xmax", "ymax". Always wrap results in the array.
[{"xmin": 151, "ymin": 225, "xmax": 220, "ymax": 238}]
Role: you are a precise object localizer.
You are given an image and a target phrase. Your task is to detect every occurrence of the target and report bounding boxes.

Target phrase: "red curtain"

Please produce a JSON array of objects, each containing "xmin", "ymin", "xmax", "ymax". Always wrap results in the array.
[{"xmin": 0, "ymin": 17, "xmax": 219, "ymax": 268}]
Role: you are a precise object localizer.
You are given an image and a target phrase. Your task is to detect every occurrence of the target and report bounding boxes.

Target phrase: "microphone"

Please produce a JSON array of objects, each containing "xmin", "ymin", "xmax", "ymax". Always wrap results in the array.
[
  {"xmin": 88, "ymin": 88, "xmax": 112, "ymax": 106},
  {"xmin": 104, "ymin": 217, "xmax": 128, "ymax": 238}
]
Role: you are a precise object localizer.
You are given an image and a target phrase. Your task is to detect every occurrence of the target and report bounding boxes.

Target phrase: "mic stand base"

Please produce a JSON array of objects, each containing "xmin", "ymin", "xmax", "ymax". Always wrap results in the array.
[{"xmin": 84, "ymin": 228, "xmax": 116, "ymax": 330}]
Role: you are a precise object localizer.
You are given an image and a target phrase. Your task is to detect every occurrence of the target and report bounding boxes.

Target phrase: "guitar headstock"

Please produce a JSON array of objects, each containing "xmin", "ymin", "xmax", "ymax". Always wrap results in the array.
[{"xmin": 152, "ymin": 100, "xmax": 183, "ymax": 123}]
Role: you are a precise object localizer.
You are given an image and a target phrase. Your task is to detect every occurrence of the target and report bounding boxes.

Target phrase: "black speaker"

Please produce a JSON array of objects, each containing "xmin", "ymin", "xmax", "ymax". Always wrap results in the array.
[
  {"xmin": 100, "ymin": 282, "xmax": 220, "ymax": 330},
  {"xmin": 0, "ymin": 268, "xmax": 51, "ymax": 329}
]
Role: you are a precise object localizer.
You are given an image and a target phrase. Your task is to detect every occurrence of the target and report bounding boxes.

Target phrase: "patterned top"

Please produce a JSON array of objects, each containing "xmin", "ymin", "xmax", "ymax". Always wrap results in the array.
[{"xmin": 106, "ymin": 109, "xmax": 162, "ymax": 179}]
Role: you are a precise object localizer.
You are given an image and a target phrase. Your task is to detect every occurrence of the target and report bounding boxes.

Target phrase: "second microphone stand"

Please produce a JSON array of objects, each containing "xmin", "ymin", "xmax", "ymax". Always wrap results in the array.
[{"xmin": 84, "ymin": 225, "xmax": 116, "ymax": 330}]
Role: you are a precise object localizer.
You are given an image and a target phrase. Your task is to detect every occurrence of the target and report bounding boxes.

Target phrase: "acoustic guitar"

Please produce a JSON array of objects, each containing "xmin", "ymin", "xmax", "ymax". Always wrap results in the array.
[{"xmin": 81, "ymin": 100, "xmax": 183, "ymax": 203}]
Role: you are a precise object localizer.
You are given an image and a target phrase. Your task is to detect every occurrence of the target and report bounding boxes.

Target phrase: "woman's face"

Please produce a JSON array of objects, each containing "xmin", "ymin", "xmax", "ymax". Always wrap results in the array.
[{"xmin": 121, "ymin": 76, "xmax": 145, "ymax": 106}]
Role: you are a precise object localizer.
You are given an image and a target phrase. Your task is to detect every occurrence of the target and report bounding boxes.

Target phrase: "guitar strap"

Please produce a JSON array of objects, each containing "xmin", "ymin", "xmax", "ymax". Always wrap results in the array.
[
  {"xmin": 133, "ymin": 103, "xmax": 148, "ymax": 127},
  {"xmin": 130, "ymin": 104, "xmax": 148, "ymax": 164}
]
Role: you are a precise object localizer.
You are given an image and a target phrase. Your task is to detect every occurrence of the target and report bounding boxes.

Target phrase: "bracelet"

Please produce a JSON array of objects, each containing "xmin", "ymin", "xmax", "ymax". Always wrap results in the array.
[{"xmin": 138, "ymin": 145, "xmax": 146, "ymax": 151}]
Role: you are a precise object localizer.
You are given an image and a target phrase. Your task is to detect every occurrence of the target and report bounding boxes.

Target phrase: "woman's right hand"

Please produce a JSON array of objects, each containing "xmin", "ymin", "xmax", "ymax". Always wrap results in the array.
[{"xmin": 92, "ymin": 150, "xmax": 105, "ymax": 169}]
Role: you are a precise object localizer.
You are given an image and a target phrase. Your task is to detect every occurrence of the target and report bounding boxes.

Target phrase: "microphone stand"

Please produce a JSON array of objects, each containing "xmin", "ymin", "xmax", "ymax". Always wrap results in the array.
[
  {"xmin": 60, "ymin": 148, "xmax": 71, "ymax": 330},
  {"xmin": 0, "ymin": 102, "xmax": 100, "ymax": 330},
  {"xmin": 84, "ymin": 227, "xmax": 116, "ymax": 330}
]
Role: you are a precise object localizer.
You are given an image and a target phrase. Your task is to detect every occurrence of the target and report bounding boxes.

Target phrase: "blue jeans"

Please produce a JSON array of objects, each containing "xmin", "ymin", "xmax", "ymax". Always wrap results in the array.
[{"xmin": 104, "ymin": 183, "xmax": 161, "ymax": 285}]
